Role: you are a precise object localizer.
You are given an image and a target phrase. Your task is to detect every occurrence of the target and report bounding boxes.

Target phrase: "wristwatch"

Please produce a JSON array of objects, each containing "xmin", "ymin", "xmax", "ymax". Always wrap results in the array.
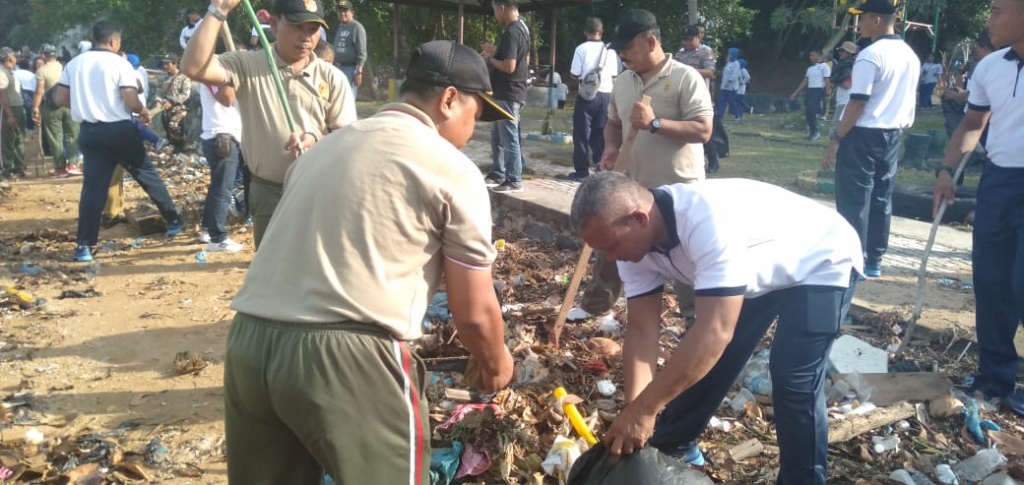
[
  {"xmin": 935, "ymin": 166, "xmax": 955, "ymax": 178},
  {"xmin": 207, "ymin": 4, "xmax": 228, "ymax": 21},
  {"xmin": 650, "ymin": 118, "xmax": 662, "ymax": 134}
]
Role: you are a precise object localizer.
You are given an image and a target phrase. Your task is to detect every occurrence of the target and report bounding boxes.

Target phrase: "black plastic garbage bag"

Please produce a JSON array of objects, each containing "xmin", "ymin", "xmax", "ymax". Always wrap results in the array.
[{"xmin": 567, "ymin": 443, "xmax": 714, "ymax": 485}]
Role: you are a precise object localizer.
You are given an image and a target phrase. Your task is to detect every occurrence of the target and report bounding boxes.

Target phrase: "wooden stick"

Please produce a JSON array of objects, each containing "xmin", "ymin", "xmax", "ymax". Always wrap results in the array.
[
  {"xmin": 550, "ymin": 244, "xmax": 594, "ymax": 347},
  {"xmin": 220, "ymin": 22, "xmax": 236, "ymax": 52},
  {"xmin": 893, "ymin": 150, "xmax": 973, "ymax": 359},
  {"xmin": 614, "ymin": 95, "xmax": 653, "ymax": 173},
  {"xmin": 828, "ymin": 401, "xmax": 915, "ymax": 443}
]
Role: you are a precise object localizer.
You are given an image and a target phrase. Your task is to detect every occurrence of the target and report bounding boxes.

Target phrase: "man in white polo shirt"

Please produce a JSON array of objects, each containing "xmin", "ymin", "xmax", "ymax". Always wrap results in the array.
[
  {"xmin": 933, "ymin": 0, "xmax": 1024, "ymax": 414},
  {"xmin": 790, "ymin": 50, "xmax": 832, "ymax": 141},
  {"xmin": 571, "ymin": 172, "xmax": 862, "ymax": 482},
  {"xmin": 567, "ymin": 17, "xmax": 617, "ymax": 181},
  {"xmin": 56, "ymin": 21, "xmax": 184, "ymax": 262},
  {"xmin": 836, "ymin": 0, "xmax": 920, "ymax": 277}
]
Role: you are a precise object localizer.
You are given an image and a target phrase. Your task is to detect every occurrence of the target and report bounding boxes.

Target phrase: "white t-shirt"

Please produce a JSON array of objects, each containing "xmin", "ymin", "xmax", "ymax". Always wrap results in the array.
[
  {"xmin": 836, "ymin": 85, "xmax": 851, "ymax": 106},
  {"xmin": 849, "ymin": 35, "xmax": 920, "ymax": 129},
  {"xmin": 920, "ymin": 62, "xmax": 943, "ymax": 84},
  {"xmin": 721, "ymin": 60, "xmax": 741, "ymax": 90},
  {"xmin": 77, "ymin": 40, "xmax": 92, "ymax": 55},
  {"xmin": 569, "ymin": 40, "xmax": 617, "ymax": 93},
  {"xmin": 199, "ymin": 84, "xmax": 243, "ymax": 141},
  {"xmin": 966, "ymin": 48, "xmax": 1024, "ymax": 168},
  {"xmin": 736, "ymin": 68, "xmax": 750, "ymax": 95},
  {"xmin": 59, "ymin": 49, "xmax": 138, "ymax": 124},
  {"xmin": 550, "ymin": 71, "xmax": 567, "ymax": 101},
  {"xmin": 619, "ymin": 179, "xmax": 863, "ymax": 300},
  {"xmin": 806, "ymin": 62, "xmax": 831, "ymax": 88},
  {"xmin": 14, "ymin": 68, "xmax": 36, "ymax": 92},
  {"xmin": 180, "ymin": 19, "xmax": 203, "ymax": 50},
  {"xmin": 136, "ymin": 66, "xmax": 150, "ymax": 104}
]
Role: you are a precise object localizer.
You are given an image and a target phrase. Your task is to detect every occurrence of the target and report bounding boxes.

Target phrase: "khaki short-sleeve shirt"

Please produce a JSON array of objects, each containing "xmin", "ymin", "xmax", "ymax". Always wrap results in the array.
[
  {"xmin": 218, "ymin": 48, "xmax": 357, "ymax": 184},
  {"xmin": 35, "ymin": 61, "xmax": 63, "ymax": 95},
  {"xmin": 609, "ymin": 57, "xmax": 713, "ymax": 188},
  {"xmin": 231, "ymin": 103, "xmax": 497, "ymax": 340}
]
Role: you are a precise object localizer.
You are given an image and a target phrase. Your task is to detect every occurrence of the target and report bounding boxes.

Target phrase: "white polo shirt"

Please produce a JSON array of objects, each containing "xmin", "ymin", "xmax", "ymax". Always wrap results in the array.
[
  {"xmin": 199, "ymin": 84, "xmax": 243, "ymax": 142},
  {"xmin": 59, "ymin": 49, "xmax": 138, "ymax": 124},
  {"xmin": 849, "ymin": 35, "xmax": 920, "ymax": 129},
  {"xmin": 806, "ymin": 62, "xmax": 831, "ymax": 89},
  {"xmin": 569, "ymin": 40, "xmax": 617, "ymax": 93},
  {"xmin": 619, "ymin": 179, "xmax": 863, "ymax": 300},
  {"xmin": 967, "ymin": 47, "xmax": 1024, "ymax": 169}
]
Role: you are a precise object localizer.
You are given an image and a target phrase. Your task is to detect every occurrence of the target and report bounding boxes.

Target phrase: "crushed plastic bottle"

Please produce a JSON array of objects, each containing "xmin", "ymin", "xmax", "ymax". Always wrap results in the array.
[
  {"xmin": 730, "ymin": 388, "xmax": 754, "ymax": 412},
  {"xmin": 738, "ymin": 349, "xmax": 772, "ymax": 396},
  {"xmin": 746, "ymin": 374, "xmax": 773, "ymax": 396},
  {"xmin": 84, "ymin": 261, "xmax": 101, "ymax": 281},
  {"xmin": 953, "ymin": 449, "xmax": 1007, "ymax": 482},
  {"xmin": 195, "ymin": 251, "xmax": 208, "ymax": 265},
  {"xmin": 934, "ymin": 464, "xmax": 958, "ymax": 484},
  {"xmin": 871, "ymin": 435, "xmax": 900, "ymax": 453}
]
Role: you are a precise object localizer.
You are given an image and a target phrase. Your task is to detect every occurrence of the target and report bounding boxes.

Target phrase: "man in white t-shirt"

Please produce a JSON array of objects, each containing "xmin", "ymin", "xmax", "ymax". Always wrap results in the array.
[
  {"xmin": 198, "ymin": 84, "xmax": 244, "ymax": 253},
  {"xmin": 790, "ymin": 50, "xmax": 832, "ymax": 140},
  {"xmin": 918, "ymin": 52, "xmax": 943, "ymax": 108},
  {"xmin": 933, "ymin": 0, "xmax": 1024, "ymax": 414},
  {"xmin": 55, "ymin": 21, "xmax": 184, "ymax": 262},
  {"xmin": 180, "ymin": 9, "xmax": 203, "ymax": 50},
  {"xmin": 567, "ymin": 17, "xmax": 617, "ymax": 181},
  {"xmin": 571, "ymin": 172, "xmax": 861, "ymax": 482},
  {"xmin": 836, "ymin": 0, "xmax": 920, "ymax": 277}
]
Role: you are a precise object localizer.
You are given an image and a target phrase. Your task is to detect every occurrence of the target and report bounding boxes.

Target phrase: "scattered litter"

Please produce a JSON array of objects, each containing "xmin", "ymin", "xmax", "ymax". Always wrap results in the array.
[
  {"xmin": 494, "ymin": 239, "xmax": 506, "ymax": 252},
  {"xmin": 430, "ymin": 441, "xmax": 463, "ymax": 485},
  {"xmin": 541, "ymin": 435, "xmax": 582, "ymax": 483},
  {"xmin": 708, "ymin": 416, "xmax": 732, "ymax": 433},
  {"xmin": 18, "ymin": 243, "xmax": 33, "ymax": 255},
  {"xmin": 595, "ymin": 379, "xmax": 615, "ymax": 397},
  {"xmin": 131, "ymin": 237, "xmax": 144, "ymax": 248},
  {"xmin": 4, "ymin": 287, "xmax": 46, "ymax": 309},
  {"xmin": 424, "ymin": 292, "xmax": 451, "ymax": 328},
  {"xmin": 584, "ymin": 337, "xmax": 620, "ymax": 357},
  {"xmin": 595, "ymin": 313, "xmax": 620, "ymax": 336},
  {"xmin": 952, "ymin": 449, "xmax": 1006, "ymax": 482},
  {"xmin": 58, "ymin": 288, "xmax": 103, "ymax": 299},
  {"xmin": 929, "ymin": 395, "xmax": 964, "ymax": 419},
  {"xmin": 962, "ymin": 398, "xmax": 1000, "ymax": 443},
  {"xmin": 195, "ymin": 250, "xmax": 207, "ymax": 265},
  {"xmin": 937, "ymin": 277, "xmax": 973, "ymax": 291},
  {"xmin": 828, "ymin": 335, "xmax": 888, "ymax": 374},
  {"xmin": 871, "ymin": 435, "xmax": 900, "ymax": 453},
  {"xmin": 172, "ymin": 351, "xmax": 212, "ymax": 376},
  {"xmin": 19, "ymin": 261, "xmax": 42, "ymax": 276},
  {"xmin": 934, "ymin": 464, "xmax": 957, "ymax": 484},
  {"xmin": 456, "ymin": 442, "xmax": 492, "ymax": 478}
]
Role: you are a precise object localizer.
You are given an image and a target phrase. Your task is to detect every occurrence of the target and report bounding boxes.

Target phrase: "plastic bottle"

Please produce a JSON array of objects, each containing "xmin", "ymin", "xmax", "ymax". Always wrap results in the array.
[
  {"xmin": 730, "ymin": 388, "xmax": 754, "ymax": 412},
  {"xmin": 745, "ymin": 373, "xmax": 773, "ymax": 396},
  {"xmin": 871, "ymin": 435, "xmax": 900, "ymax": 453},
  {"xmin": 195, "ymin": 251, "xmax": 208, "ymax": 265},
  {"xmin": 953, "ymin": 449, "xmax": 1007, "ymax": 482},
  {"xmin": 934, "ymin": 464, "xmax": 958, "ymax": 484}
]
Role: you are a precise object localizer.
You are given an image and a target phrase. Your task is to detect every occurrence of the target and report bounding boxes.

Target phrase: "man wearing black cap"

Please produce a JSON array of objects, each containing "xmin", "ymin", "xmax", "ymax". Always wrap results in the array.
[
  {"xmin": 332, "ymin": 0, "xmax": 366, "ymax": 95},
  {"xmin": 835, "ymin": 0, "xmax": 919, "ymax": 278},
  {"xmin": 181, "ymin": 0, "xmax": 357, "ymax": 249},
  {"xmin": 225, "ymin": 40, "xmax": 514, "ymax": 484}
]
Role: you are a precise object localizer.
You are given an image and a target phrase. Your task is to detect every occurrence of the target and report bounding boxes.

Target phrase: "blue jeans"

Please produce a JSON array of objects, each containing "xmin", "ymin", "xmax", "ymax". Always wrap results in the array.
[
  {"xmin": 649, "ymin": 277, "xmax": 858, "ymax": 485},
  {"xmin": 919, "ymin": 83, "xmax": 936, "ymax": 108},
  {"xmin": 835, "ymin": 126, "xmax": 901, "ymax": 264},
  {"xmin": 77, "ymin": 120, "xmax": 179, "ymax": 247},
  {"xmin": 201, "ymin": 136, "xmax": 244, "ymax": 243},
  {"xmin": 572, "ymin": 92, "xmax": 610, "ymax": 176},
  {"xmin": 488, "ymin": 99, "xmax": 523, "ymax": 183},
  {"xmin": 339, "ymin": 65, "xmax": 359, "ymax": 99},
  {"xmin": 716, "ymin": 89, "xmax": 737, "ymax": 118},
  {"xmin": 971, "ymin": 163, "xmax": 1024, "ymax": 398}
]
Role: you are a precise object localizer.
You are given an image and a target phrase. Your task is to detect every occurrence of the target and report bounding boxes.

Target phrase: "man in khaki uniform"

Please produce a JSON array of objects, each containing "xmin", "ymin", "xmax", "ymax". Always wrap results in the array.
[
  {"xmin": 569, "ymin": 9, "xmax": 713, "ymax": 322},
  {"xmin": 32, "ymin": 44, "xmax": 81, "ymax": 178},
  {"xmin": 182, "ymin": 0, "xmax": 356, "ymax": 248},
  {"xmin": 0, "ymin": 47, "xmax": 26, "ymax": 179},
  {"xmin": 226, "ymin": 40, "xmax": 514, "ymax": 484}
]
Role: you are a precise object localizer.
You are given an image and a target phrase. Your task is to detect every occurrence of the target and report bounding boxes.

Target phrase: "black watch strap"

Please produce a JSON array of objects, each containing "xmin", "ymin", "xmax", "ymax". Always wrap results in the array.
[{"xmin": 935, "ymin": 165, "xmax": 955, "ymax": 178}]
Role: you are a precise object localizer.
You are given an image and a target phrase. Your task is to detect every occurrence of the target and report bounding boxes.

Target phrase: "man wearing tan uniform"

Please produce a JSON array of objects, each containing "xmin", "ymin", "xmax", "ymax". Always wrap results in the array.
[
  {"xmin": 181, "ymin": 0, "xmax": 356, "ymax": 248},
  {"xmin": 569, "ymin": 9, "xmax": 714, "ymax": 322},
  {"xmin": 32, "ymin": 44, "xmax": 81, "ymax": 178},
  {"xmin": 225, "ymin": 41, "xmax": 514, "ymax": 484}
]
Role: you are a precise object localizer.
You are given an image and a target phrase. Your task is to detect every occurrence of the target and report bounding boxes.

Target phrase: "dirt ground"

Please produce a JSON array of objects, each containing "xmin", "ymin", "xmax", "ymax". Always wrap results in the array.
[{"xmin": 0, "ymin": 130, "xmax": 1014, "ymax": 484}]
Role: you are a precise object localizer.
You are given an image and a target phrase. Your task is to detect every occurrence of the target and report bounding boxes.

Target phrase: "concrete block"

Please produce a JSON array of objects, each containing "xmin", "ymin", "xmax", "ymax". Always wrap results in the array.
[
  {"xmin": 828, "ymin": 335, "xmax": 888, "ymax": 374},
  {"xmin": 127, "ymin": 210, "xmax": 167, "ymax": 236}
]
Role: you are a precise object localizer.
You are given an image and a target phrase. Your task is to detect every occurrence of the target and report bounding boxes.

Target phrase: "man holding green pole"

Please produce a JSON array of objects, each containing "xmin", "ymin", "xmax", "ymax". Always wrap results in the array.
[{"xmin": 181, "ymin": 0, "xmax": 357, "ymax": 249}]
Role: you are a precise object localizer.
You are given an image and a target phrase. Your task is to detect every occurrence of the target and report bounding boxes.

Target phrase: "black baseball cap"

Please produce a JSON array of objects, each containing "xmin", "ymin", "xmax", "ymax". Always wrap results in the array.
[
  {"xmin": 681, "ymin": 25, "xmax": 700, "ymax": 41},
  {"xmin": 161, "ymin": 53, "xmax": 179, "ymax": 64},
  {"xmin": 609, "ymin": 9, "xmax": 658, "ymax": 50},
  {"xmin": 337, "ymin": 0, "xmax": 354, "ymax": 11},
  {"xmin": 274, "ymin": 0, "xmax": 329, "ymax": 30},
  {"xmin": 405, "ymin": 41, "xmax": 513, "ymax": 122},
  {"xmin": 848, "ymin": 0, "xmax": 901, "ymax": 15}
]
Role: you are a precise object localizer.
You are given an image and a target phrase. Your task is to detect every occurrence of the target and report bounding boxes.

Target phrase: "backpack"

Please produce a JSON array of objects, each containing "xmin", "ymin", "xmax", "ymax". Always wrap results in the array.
[{"xmin": 578, "ymin": 44, "xmax": 607, "ymax": 101}]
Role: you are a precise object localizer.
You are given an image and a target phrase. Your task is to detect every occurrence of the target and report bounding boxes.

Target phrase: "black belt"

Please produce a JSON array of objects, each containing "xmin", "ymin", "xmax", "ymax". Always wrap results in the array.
[{"xmin": 82, "ymin": 119, "xmax": 132, "ymax": 125}]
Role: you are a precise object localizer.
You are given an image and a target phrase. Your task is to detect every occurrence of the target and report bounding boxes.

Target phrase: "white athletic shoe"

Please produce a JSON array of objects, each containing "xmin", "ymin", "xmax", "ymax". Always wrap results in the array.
[
  {"xmin": 207, "ymin": 238, "xmax": 243, "ymax": 253},
  {"xmin": 199, "ymin": 229, "xmax": 211, "ymax": 244}
]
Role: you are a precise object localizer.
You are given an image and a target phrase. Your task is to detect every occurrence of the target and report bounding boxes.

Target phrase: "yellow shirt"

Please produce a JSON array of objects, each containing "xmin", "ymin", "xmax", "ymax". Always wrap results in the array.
[
  {"xmin": 609, "ymin": 56, "xmax": 713, "ymax": 187},
  {"xmin": 219, "ymin": 48, "xmax": 357, "ymax": 184},
  {"xmin": 231, "ymin": 103, "xmax": 497, "ymax": 340}
]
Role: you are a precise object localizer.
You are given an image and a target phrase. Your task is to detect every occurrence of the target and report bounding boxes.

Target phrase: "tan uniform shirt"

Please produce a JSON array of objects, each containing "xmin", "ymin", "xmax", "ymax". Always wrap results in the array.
[
  {"xmin": 219, "ymin": 48, "xmax": 357, "ymax": 184},
  {"xmin": 609, "ymin": 56, "xmax": 713, "ymax": 188},
  {"xmin": 0, "ymin": 67, "xmax": 23, "ymax": 107},
  {"xmin": 35, "ymin": 61, "xmax": 63, "ymax": 98},
  {"xmin": 231, "ymin": 103, "xmax": 497, "ymax": 340}
]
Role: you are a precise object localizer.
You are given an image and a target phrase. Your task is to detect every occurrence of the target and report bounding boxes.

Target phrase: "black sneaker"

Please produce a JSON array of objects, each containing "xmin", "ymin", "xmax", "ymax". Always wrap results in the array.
[
  {"xmin": 484, "ymin": 175, "xmax": 504, "ymax": 188},
  {"xmin": 101, "ymin": 215, "xmax": 128, "ymax": 229},
  {"xmin": 491, "ymin": 181, "xmax": 523, "ymax": 193}
]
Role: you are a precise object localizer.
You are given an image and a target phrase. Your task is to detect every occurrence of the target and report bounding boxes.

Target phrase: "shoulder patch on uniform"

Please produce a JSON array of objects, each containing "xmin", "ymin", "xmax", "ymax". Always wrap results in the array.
[
  {"xmin": 318, "ymin": 81, "xmax": 329, "ymax": 99},
  {"xmin": 664, "ymin": 82, "xmax": 670, "ymax": 92}
]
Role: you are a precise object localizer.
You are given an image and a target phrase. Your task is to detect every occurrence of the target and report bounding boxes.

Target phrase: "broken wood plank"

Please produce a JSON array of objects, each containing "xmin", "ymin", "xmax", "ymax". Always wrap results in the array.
[
  {"xmin": 729, "ymin": 439, "xmax": 764, "ymax": 462},
  {"xmin": 838, "ymin": 372, "xmax": 952, "ymax": 407},
  {"xmin": 829, "ymin": 401, "xmax": 915, "ymax": 444},
  {"xmin": 550, "ymin": 244, "xmax": 593, "ymax": 347},
  {"xmin": 444, "ymin": 388, "xmax": 474, "ymax": 402}
]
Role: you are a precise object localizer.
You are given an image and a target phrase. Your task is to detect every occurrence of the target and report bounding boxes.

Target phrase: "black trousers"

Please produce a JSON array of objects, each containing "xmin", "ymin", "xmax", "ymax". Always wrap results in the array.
[
  {"xmin": 835, "ymin": 126, "xmax": 901, "ymax": 264},
  {"xmin": 804, "ymin": 88, "xmax": 825, "ymax": 135}
]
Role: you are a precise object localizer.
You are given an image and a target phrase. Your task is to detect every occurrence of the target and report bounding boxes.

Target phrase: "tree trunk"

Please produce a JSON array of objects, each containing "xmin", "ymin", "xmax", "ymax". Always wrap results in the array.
[
  {"xmin": 822, "ymin": 13, "xmax": 853, "ymax": 60},
  {"xmin": 688, "ymin": 0, "xmax": 699, "ymax": 25}
]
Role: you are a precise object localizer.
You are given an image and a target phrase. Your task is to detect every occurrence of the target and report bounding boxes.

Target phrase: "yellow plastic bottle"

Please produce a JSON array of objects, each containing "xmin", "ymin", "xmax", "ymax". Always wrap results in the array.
[{"xmin": 553, "ymin": 387, "xmax": 598, "ymax": 446}]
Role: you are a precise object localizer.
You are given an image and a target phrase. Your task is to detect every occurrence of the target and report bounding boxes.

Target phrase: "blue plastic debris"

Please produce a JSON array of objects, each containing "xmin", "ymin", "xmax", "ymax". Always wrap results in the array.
[
  {"xmin": 963, "ymin": 397, "xmax": 1001, "ymax": 443},
  {"xmin": 423, "ymin": 292, "xmax": 451, "ymax": 328},
  {"xmin": 195, "ymin": 251, "xmax": 208, "ymax": 265},
  {"xmin": 20, "ymin": 262, "xmax": 42, "ymax": 276},
  {"xmin": 430, "ymin": 441, "xmax": 463, "ymax": 485}
]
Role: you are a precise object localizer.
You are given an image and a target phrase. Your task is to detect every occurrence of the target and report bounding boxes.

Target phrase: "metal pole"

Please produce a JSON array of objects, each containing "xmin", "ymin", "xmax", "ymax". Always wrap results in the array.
[
  {"xmin": 458, "ymin": 0, "xmax": 464, "ymax": 44},
  {"xmin": 932, "ymin": 4, "xmax": 940, "ymax": 53},
  {"xmin": 547, "ymin": 9, "xmax": 558, "ymax": 109}
]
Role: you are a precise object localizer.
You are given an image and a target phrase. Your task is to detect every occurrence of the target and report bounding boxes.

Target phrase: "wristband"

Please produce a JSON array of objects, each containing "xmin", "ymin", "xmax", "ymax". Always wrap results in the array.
[
  {"xmin": 935, "ymin": 166, "xmax": 955, "ymax": 179},
  {"xmin": 207, "ymin": 4, "xmax": 228, "ymax": 21},
  {"xmin": 305, "ymin": 132, "xmax": 319, "ymax": 143}
]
